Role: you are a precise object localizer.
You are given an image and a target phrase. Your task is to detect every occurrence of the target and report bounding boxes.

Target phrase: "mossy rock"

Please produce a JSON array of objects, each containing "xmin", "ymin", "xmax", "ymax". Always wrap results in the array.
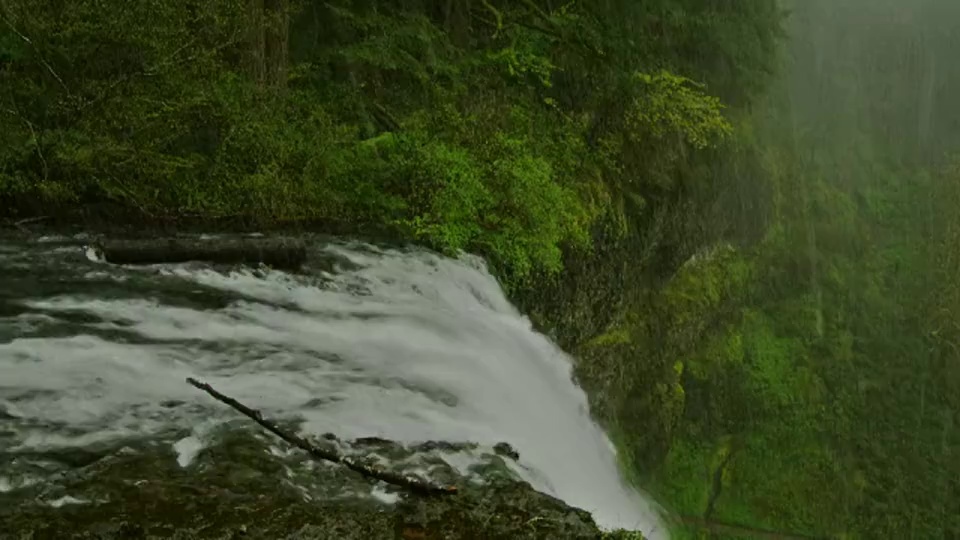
[{"xmin": 0, "ymin": 430, "xmax": 646, "ymax": 540}]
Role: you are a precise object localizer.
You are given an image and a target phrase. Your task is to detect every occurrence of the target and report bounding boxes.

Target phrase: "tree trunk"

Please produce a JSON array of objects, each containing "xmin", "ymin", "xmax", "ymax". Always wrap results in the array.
[
  {"xmin": 917, "ymin": 45, "xmax": 937, "ymax": 163},
  {"xmin": 265, "ymin": 0, "xmax": 289, "ymax": 91},
  {"xmin": 247, "ymin": 0, "xmax": 266, "ymax": 86},
  {"xmin": 247, "ymin": 0, "xmax": 289, "ymax": 90}
]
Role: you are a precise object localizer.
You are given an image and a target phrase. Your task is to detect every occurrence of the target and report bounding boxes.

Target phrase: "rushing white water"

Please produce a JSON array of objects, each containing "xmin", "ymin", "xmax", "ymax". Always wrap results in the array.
[{"xmin": 0, "ymin": 237, "xmax": 667, "ymax": 538}]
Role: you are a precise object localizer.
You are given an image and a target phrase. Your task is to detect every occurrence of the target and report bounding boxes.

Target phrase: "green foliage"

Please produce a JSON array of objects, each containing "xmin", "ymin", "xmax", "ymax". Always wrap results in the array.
[
  {"xmin": 21, "ymin": 1, "xmax": 960, "ymax": 538},
  {"xmin": 554, "ymin": 3, "xmax": 960, "ymax": 538},
  {"xmin": 487, "ymin": 25, "xmax": 557, "ymax": 89},
  {"xmin": 3, "ymin": 0, "xmax": 775, "ymax": 283},
  {"xmin": 653, "ymin": 438, "xmax": 714, "ymax": 515},
  {"xmin": 397, "ymin": 137, "xmax": 492, "ymax": 252},
  {"xmin": 641, "ymin": 74, "xmax": 960, "ymax": 540},
  {"xmin": 628, "ymin": 71, "xmax": 732, "ymax": 150},
  {"xmin": 670, "ymin": 252, "xmax": 747, "ymax": 331},
  {"xmin": 23, "ymin": 3, "xmax": 944, "ymax": 538}
]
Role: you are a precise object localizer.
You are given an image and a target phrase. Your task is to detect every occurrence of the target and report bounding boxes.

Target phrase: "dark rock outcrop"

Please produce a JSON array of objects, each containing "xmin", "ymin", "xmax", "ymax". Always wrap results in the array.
[{"xmin": 0, "ymin": 430, "xmax": 646, "ymax": 539}]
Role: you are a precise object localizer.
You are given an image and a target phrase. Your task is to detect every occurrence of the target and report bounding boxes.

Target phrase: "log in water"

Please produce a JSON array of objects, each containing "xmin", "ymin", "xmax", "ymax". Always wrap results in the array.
[{"xmin": 96, "ymin": 237, "xmax": 307, "ymax": 269}]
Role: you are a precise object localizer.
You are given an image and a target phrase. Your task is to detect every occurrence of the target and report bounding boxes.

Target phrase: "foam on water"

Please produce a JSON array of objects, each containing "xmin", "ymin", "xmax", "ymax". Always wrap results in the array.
[
  {"xmin": 0, "ymin": 240, "xmax": 668, "ymax": 537},
  {"xmin": 46, "ymin": 495, "xmax": 89, "ymax": 508}
]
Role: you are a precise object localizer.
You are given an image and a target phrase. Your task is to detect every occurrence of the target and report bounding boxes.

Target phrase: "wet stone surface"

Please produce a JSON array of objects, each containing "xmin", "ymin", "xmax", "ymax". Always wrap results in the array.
[{"xmin": 0, "ymin": 430, "xmax": 637, "ymax": 539}]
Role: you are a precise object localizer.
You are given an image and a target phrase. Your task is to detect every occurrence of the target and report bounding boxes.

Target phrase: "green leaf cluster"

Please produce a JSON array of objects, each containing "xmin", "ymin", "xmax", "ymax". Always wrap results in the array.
[{"xmin": 1, "ymin": 0, "xmax": 778, "ymax": 286}]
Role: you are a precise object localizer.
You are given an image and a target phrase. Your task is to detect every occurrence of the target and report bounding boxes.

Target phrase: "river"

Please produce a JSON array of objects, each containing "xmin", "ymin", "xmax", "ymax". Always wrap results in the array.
[{"xmin": 0, "ymin": 232, "xmax": 667, "ymax": 538}]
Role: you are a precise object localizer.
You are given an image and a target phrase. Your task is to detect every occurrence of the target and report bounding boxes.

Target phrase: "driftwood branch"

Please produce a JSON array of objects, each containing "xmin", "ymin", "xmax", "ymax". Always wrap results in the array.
[
  {"xmin": 186, "ymin": 377, "xmax": 458, "ymax": 496},
  {"xmin": 97, "ymin": 237, "xmax": 307, "ymax": 269}
]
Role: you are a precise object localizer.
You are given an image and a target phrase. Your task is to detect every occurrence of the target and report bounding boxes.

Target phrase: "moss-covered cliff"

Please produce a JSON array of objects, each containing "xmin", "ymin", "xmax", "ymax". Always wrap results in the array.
[{"xmin": 520, "ymin": 2, "xmax": 960, "ymax": 538}]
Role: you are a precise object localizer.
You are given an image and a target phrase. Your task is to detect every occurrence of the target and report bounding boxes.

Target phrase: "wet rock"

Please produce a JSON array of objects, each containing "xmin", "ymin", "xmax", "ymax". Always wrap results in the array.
[
  {"xmin": 29, "ymin": 447, "xmax": 111, "ymax": 469},
  {"xmin": 493, "ymin": 442, "xmax": 520, "ymax": 461},
  {"xmin": 0, "ymin": 431, "xmax": 647, "ymax": 539},
  {"xmin": 411, "ymin": 441, "xmax": 478, "ymax": 453},
  {"xmin": 160, "ymin": 400, "xmax": 186, "ymax": 409},
  {"xmin": 393, "ymin": 481, "xmax": 601, "ymax": 539},
  {"xmin": 302, "ymin": 397, "xmax": 342, "ymax": 409},
  {"xmin": 352, "ymin": 436, "xmax": 393, "ymax": 447}
]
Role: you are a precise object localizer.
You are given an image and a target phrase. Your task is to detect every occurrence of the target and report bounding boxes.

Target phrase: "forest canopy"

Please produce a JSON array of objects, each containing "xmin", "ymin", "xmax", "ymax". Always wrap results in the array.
[{"xmin": 0, "ymin": 0, "xmax": 781, "ymax": 281}]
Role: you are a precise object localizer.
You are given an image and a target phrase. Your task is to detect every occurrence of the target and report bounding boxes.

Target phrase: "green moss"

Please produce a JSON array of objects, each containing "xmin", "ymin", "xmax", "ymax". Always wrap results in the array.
[
  {"xmin": 684, "ymin": 328, "xmax": 744, "ymax": 380},
  {"xmin": 651, "ymin": 438, "xmax": 713, "ymax": 517},
  {"xmin": 659, "ymin": 245, "xmax": 752, "ymax": 331},
  {"xmin": 584, "ymin": 327, "xmax": 633, "ymax": 348}
]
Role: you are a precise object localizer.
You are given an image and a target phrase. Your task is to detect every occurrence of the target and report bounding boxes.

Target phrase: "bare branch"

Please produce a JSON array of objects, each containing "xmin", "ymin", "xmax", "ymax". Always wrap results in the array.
[
  {"xmin": 0, "ymin": 14, "xmax": 69, "ymax": 93},
  {"xmin": 2, "ymin": 106, "xmax": 49, "ymax": 181},
  {"xmin": 186, "ymin": 377, "xmax": 459, "ymax": 496},
  {"xmin": 480, "ymin": 0, "xmax": 503, "ymax": 38}
]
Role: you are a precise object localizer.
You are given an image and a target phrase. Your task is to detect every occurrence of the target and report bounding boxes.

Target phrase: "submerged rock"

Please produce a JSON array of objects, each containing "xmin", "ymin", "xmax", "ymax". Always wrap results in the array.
[{"xmin": 0, "ymin": 429, "xmax": 647, "ymax": 539}]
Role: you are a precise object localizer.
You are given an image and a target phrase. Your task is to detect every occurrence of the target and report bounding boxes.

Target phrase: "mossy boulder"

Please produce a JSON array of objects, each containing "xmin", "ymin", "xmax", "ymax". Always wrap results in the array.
[{"xmin": 0, "ymin": 428, "xmax": 646, "ymax": 540}]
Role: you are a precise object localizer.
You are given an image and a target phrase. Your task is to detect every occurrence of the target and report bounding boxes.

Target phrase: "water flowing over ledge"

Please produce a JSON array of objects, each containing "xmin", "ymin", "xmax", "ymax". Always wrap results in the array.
[{"xmin": 0, "ymin": 233, "xmax": 668, "ymax": 539}]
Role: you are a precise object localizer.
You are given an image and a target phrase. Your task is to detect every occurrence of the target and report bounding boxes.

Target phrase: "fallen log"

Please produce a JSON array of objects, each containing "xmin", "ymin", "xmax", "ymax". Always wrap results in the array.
[
  {"xmin": 96, "ymin": 237, "xmax": 307, "ymax": 269},
  {"xmin": 185, "ymin": 377, "xmax": 459, "ymax": 496}
]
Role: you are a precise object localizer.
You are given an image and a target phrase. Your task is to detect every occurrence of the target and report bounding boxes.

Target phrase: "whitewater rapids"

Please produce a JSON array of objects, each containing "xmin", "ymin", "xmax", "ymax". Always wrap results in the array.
[{"xmin": 0, "ymin": 234, "xmax": 667, "ymax": 538}]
